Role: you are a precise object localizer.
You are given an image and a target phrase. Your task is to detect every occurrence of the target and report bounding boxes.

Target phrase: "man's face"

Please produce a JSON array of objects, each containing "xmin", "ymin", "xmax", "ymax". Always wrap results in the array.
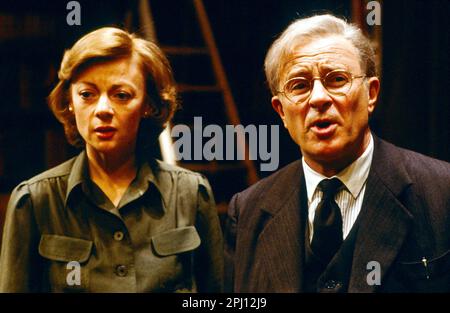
[{"xmin": 272, "ymin": 35, "xmax": 380, "ymax": 174}]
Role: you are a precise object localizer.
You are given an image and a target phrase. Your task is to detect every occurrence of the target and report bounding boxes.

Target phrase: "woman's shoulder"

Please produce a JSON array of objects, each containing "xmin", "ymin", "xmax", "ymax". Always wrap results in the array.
[
  {"xmin": 25, "ymin": 156, "xmax": 78, "ymax": 187},
  {"xmin": 10, "ymin": 155, "xmax": 79, "ymax": 200},
  {"xmin": 7, "ymin": 155, "xmax": 79, "ymax": 210},
  {"xmin": 153, "ymin": 159, "xmax": 206, "ymax": 180},
  {"xmin": 154, "ymin": 159, "xmax": 200, "ymax": 175},
  {"xmin": 152, "ymin": 159, "xmax": 212, "ymax": 190}
]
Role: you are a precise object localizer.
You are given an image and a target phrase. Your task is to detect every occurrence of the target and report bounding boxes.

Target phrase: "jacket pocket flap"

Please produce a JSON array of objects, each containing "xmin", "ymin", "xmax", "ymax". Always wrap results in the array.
[
  {"xmin": 152, "ymin": 226, "xmax": 201, "ymax": 256},
  {"xmin": 39, "ymin": 234, "xmax": 93, "ymax": 263}
]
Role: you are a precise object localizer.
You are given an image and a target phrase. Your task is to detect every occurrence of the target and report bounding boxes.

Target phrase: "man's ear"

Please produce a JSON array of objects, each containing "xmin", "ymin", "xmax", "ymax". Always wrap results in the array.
[
  {"xmin": 367, "ymin": 77, "xmax": 380, "ymax": 114},
  {"xmin": 271, "ymin": 96, "xmax": 287, "ymax": 128}
]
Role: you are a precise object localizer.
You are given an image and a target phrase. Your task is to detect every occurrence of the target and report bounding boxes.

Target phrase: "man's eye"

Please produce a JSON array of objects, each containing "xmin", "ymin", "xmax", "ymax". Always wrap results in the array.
[
  {"xmin": 288, "ymin": 79, "xmax": 309, "ymax": 93},
  {"xmin": 293, "ymin": 82, "xmax": 308, "ymax": 90},
  {"xmin": 333, "ymin": 75, "xmax": 347, "ymax": 82},
  {"xmin": 326, "ymin": 73, "xmax": 349, "ymax": 87}
]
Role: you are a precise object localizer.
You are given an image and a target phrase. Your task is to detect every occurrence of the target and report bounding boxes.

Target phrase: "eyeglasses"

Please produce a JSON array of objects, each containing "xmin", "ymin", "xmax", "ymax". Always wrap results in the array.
[{"xmin": 278, "ymin": 70, "xmax": 366, "ymax": 104}]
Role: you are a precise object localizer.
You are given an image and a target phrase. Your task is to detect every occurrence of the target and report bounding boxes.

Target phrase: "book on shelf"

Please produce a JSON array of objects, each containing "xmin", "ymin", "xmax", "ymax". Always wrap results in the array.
[
  {"xmin": 44, "ymin": 129, "xmax": 67, "ymax": 169},
  {"xmin": 0, "ymin": 13, "xmax": 56, "ymax": 40}
]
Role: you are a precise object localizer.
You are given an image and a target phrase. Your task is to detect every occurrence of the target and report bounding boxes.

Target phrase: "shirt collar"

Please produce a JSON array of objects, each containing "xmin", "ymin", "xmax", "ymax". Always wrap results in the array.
[
  {"xmin": 135, "ymin": 159, "xmax": 170, "ymax": 211},
  {"xmin": 65, "ymin": 151, "xmax": 169, "ymax": 210},
  {"xmin": 65, "ymin": 150, "xmax": 88, "ymax": 206},
  {"xmin": 302, "ymin": 133, "xmax": 374, "ymax": 202}
]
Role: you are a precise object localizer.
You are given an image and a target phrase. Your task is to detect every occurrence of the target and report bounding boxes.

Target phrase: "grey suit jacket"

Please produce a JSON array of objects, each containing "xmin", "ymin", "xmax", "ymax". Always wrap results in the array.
[{"xmin": 224, "ymin": 136, "xmax": 450, "ymax": 292}]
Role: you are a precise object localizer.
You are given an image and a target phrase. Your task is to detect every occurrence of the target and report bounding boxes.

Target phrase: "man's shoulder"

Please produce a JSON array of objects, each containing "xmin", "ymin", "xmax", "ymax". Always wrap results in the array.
[
  {"xmin": 402, "ymin": 146, "xmax": 449, "ymax": 173},
  {"xmin": 373, "ymin": 137, "xmax": 450, "ymax": 204},
  {"xmin": 232, "ymin": 159, "xmax": 302, "ymax": 205},
  {"xmin": 375, "ymin": 137, "xmax": 450, "ymax": 180}
]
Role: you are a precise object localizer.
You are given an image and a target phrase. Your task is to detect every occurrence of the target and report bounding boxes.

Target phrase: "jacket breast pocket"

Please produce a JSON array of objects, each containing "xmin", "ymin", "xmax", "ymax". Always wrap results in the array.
[
  {"xmin": 395, "ymin": 249, "xmax": 450, "ymax": 292},
  {"xmin": 150, "ymin": 226, "xmax": 201, "ymax": 291},
  {"xmin": 151, "ymin": 226, "xmax": 201, "ymax": 257},
  {"xmin": 39, "ymin": 234, "xmax": 93, "ymax": 292}
]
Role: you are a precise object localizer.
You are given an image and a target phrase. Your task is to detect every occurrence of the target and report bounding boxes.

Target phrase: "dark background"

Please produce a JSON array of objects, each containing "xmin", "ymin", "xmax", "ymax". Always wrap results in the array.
[
  {"xmin": 0, "ymin": 0, "xmax": 449, "ymax": 223},
  {"xmin": 208, "ymin": 0, "xmax": 450, "ymax": 171}
]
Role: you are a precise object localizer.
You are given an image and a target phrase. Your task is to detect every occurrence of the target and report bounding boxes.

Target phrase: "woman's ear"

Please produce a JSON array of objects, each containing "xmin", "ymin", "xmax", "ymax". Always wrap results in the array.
[{"xmin": 141, "ymin": 102, "xmax": 154, "ymax": 118}]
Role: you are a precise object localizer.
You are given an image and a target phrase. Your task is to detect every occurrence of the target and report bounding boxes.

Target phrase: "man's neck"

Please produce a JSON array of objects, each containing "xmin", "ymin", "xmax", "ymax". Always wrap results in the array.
[{"xmin": 304, "ymin": 131, "xmax": 372, "ymax": 177}]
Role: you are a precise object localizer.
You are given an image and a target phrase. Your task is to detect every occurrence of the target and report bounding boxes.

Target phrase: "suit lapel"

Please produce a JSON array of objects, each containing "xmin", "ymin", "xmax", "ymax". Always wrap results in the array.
[
  {"xmin": 256, "ymin": 161, "xmax": 307, "ymax": 292},
  {"xmin": 251, "ymin": 136, "xmax": 415, "ymax": 292},
  {"xmin": 349, "ymin": 137, "xmax": 414, "ymax": 292}
]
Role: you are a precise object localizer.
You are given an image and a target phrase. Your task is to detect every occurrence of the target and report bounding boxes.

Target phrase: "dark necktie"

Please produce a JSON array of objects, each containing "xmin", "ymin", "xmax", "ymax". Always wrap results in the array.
[{"xmin": 311, "ymin": 178, "xmax": 344, "ymax": 265}]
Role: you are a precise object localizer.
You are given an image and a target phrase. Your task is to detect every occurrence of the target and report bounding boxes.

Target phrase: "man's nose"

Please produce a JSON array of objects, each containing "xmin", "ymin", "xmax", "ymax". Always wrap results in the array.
[
  {"xmin": 308, "ymin": 79, "xmax": 332, "ymax": 110},
  {"xmin": 94, "ymin": 94, "xmax": 114, "ymax": 118}
]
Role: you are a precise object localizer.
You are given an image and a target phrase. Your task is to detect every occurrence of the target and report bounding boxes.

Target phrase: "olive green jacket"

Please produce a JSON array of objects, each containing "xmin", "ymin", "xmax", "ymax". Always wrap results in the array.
[{"xmin": 0, "ymin": 151, "xmax": 223, "ymax": 292}]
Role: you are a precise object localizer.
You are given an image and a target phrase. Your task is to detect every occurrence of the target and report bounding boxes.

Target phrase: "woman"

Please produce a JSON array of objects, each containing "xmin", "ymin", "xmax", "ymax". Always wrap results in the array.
[{"xmin": 0, "ymin": 27, "xmax": 223, "ymax": 292}]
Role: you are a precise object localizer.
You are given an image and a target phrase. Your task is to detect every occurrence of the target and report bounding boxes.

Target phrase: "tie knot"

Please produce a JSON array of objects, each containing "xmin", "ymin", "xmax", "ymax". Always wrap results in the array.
[{"xmin": 318, "ymin": 178, "xmax": 343, "ymax": 199}]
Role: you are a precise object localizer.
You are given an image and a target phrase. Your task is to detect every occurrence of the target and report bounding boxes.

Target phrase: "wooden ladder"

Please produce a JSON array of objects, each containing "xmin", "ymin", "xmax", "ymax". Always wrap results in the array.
[{"xmin": 132, "ymin": 0, "xmax": 259, "ymax": 212}]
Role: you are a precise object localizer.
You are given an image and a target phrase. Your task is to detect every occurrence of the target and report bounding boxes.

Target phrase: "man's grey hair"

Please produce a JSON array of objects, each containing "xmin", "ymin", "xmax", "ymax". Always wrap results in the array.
[{"xmin": 264, "ymin": 14, "xmax": 377, "ymax": 95}]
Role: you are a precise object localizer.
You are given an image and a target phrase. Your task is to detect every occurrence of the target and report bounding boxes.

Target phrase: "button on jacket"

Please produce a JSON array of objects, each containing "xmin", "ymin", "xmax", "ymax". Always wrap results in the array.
[{"xmin": 0, "ymin": 151, "xmax": 223, "ymax": 292}]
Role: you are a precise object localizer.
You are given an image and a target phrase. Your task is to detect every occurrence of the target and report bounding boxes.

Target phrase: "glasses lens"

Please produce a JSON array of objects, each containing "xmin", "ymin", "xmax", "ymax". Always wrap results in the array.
[
  {"xmin": 284, "ymin": 77, "xmax": 310, "ymax": 102},
  {"xmin": 282, "ymin": 71, "xmax": 355, "ymax": 103},
  {"xmin": 324, "ymin": 71, "xmax": 351, "ymax": 95}
]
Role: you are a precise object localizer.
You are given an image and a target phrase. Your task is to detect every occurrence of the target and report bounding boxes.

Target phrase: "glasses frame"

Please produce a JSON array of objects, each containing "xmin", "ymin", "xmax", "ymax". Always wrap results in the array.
[{"xmin": 278, "ymin": 69, "xmax": 366, "ymax": 104}]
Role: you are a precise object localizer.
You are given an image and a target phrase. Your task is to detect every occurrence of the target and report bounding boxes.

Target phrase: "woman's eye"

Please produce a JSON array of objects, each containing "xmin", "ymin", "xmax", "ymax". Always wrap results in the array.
[
  {"xmin": 114, "ymin": 92, "xmax": 132, "ymax": 101},
  {"xmin": 79, "ymin": 91, "xmax": 94, "ymax": 99}
]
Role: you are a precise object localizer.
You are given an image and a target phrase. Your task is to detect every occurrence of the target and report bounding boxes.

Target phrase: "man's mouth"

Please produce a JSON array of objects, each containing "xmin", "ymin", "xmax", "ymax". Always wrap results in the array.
[
  {"xmin": 310, "ymin": 119, "xmax": 338, "ymax": 138},
  {"xmin": 314, "ymin": 120, "xmax": 333, "ymax": 128}
]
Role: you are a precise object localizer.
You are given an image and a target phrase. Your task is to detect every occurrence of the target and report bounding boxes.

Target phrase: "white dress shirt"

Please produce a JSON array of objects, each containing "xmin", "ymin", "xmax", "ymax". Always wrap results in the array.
[{"xmin": 303, "ymin": 133, "xmax": 374, "ymax": 242}]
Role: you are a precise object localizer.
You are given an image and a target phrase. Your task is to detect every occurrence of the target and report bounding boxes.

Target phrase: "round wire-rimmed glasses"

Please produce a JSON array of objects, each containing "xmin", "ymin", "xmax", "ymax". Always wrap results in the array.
[{"xmin": 278, "ymin": 69, "xmax": 366, "ymax": 103}]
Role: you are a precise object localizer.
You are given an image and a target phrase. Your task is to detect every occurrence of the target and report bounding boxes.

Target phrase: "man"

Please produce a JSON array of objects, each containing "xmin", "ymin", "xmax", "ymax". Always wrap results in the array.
[{"xmin": 224, "ymin": 14, "xmax": 450, "ymax": 292}]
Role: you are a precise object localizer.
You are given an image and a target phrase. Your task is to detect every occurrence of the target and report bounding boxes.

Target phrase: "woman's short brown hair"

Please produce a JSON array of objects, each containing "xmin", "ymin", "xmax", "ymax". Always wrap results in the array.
[{"xmin": 48, "ymin": 27, "xmax": 178, "ymax": 152}]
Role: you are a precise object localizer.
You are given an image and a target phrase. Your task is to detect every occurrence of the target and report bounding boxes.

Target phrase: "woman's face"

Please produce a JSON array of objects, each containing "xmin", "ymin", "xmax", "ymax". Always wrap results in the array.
[{"xmin": 70, "ymin": 57, "xmax": 149, "ymax": 156}]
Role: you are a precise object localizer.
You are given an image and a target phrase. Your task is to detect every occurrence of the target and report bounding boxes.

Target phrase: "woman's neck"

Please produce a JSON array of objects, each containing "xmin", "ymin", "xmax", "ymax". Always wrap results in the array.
[{"xmin": 86, "ymin": 147, "xmax": 138, "ymax": 205}]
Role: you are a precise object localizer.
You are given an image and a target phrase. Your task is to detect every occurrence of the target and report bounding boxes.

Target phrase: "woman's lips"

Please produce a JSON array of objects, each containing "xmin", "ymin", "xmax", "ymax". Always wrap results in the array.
[{"xmin": 94, "ymin": 126, "xmax": 117, "ymax": 139}]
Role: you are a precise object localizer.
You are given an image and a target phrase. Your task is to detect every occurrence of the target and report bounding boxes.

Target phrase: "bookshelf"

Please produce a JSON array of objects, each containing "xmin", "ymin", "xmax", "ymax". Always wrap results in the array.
[
  {"xmin": 0, "ymin": 12, "xmax": 66, "ymax": 190},
  {"xmin": 0, "ymin": 2, "xmax": 130, "ymax": 239}
]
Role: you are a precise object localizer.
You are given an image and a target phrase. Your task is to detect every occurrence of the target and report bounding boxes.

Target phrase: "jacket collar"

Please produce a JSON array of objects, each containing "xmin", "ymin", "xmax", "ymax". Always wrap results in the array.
[
  {"xmin": 255, "ymin": 135, "xmax": 415, "ymax": 292},
  {"xmin": 259, "ymin": 160, "xmax": 303, "ymax": 216},
  {"xmin": 348, "ymin": 135, "xmax": 414, "ymax": 292},
  {"xmin": 257, "ymin": 160, "xmax": 306, "ymax": 291}
]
